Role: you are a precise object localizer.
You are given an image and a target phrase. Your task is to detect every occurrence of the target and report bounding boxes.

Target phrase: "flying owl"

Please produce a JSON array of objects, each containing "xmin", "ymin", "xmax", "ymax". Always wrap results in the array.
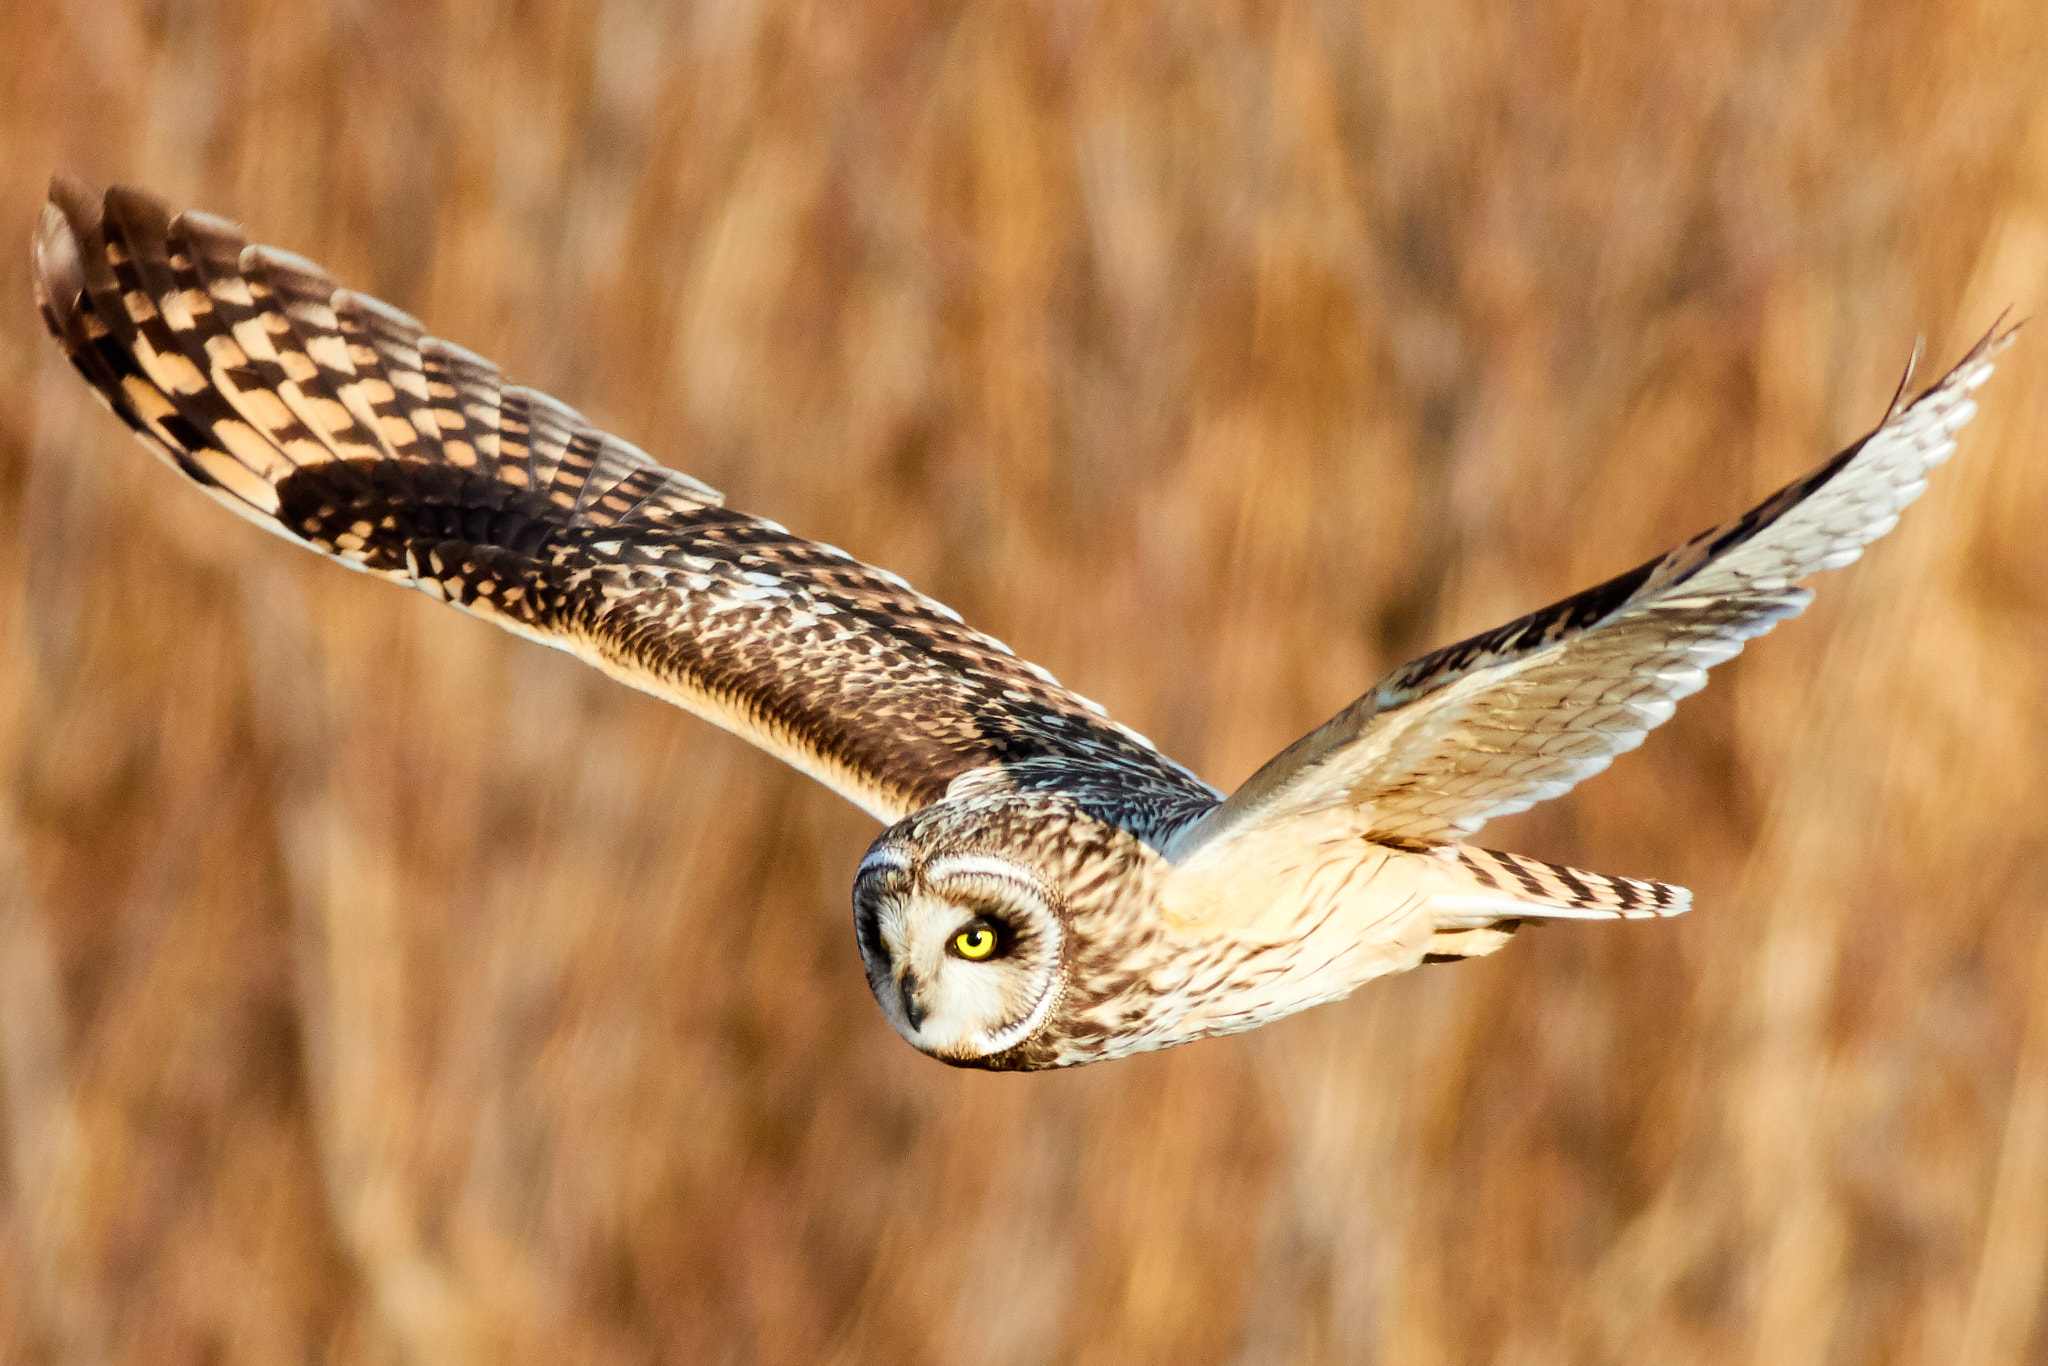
[{"xmin": 33, "ymin": 182, "xmax": 2013, "ymax": 1070}]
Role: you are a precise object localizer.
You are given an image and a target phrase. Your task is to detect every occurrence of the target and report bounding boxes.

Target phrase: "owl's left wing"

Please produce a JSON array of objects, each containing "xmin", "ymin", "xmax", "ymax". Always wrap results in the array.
[
  {"xmin": 36, "ymin": 181, "xmax": 1215, "ymax": 828},
  {"xmin": 1167, "ymin": 324, "xmax": 2014, "ymax": 864}
]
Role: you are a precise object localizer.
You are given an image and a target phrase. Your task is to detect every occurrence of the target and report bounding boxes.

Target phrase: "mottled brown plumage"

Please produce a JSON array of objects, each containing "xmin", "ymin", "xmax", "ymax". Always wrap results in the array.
[
  {"xmin": 34, "ymin": 180, "xmax": 1211, "ymax": 832},
  {"xmin": 36, "ymin": 182, "xmax": 2013, "ymax": 1069}
]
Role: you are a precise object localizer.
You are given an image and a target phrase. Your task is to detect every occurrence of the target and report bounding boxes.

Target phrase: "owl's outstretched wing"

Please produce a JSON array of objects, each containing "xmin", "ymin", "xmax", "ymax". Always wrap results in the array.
[
  {"xmin": 36, "ymin": 181, "xmax": 1213, "ymax": 826},
  {"xmin": 1169, "ymin": 322, "xmax": 2015, "ymax": 863}
]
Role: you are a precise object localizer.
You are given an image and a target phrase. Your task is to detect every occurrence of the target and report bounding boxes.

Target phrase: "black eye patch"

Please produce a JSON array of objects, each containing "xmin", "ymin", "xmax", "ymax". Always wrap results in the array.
[{"xmin": 853, "ymin": 897, "xmax": 892, "ymax": 970}]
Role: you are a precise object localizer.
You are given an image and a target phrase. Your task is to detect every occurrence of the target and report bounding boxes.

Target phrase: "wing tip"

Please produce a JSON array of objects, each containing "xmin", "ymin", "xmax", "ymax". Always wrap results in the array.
[
  {"xmin": 46, "ymin": 174, "xmax": 102, "ymax": 231},
  {"xmin": 35, "ymin": 177, "xmax": 111, "ymax": 324},
  {"xmin": 32, "ymin": 199, "xmax": 83, "ymax": 321},
  {"xmin": 102, "ymin": 182, "xmax": 176, "ymax": 238},
  {"xmin": 1904, "ymin": 312, "xmax": 2024, "ymax": 413},
  {"xmin": 1960, "ymin": 309, "xmax": 2022, "ymax": 377}
]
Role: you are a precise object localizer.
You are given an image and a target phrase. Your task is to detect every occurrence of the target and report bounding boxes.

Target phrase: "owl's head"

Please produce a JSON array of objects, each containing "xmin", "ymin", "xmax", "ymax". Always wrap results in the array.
[
  {"xmin": 851, "ymin": 842, "xmax": 1067, "ymax": 1068},
  {"xmin": 852, "ymin": 781, "xmax": 1180, "ymax": 1069}
]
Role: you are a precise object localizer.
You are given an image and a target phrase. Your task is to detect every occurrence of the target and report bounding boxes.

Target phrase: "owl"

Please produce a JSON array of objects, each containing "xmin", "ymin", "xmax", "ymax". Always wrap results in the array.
[{"xmin": 34, "ymin": 182, "xmax": 2013, "ymax": 1070}]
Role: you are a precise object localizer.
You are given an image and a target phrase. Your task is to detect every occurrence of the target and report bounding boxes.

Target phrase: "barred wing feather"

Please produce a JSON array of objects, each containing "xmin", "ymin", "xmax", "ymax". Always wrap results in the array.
[{"xmin": 36, "ymin": 181, "xmax": 1212, "ymax": 828}]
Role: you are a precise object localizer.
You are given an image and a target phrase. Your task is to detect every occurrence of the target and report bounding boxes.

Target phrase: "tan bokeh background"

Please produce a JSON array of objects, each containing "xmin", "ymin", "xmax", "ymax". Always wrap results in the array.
[{"xmin": 1, "ymin": 2, "xmax": 2046, "ymax": 1362}]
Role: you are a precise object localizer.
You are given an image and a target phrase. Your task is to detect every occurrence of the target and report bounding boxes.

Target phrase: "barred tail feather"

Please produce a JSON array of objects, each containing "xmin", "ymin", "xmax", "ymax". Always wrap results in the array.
[{"xmin": 1430, "ymin": 845, "xmax": 1691, "ymax": 926}]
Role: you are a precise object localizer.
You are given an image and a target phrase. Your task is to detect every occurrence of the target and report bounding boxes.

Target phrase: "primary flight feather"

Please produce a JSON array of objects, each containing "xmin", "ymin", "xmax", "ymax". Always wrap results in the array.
[{"xmin": 36, "ymin": 181, "xmax": 2013, "ymax": 1069}]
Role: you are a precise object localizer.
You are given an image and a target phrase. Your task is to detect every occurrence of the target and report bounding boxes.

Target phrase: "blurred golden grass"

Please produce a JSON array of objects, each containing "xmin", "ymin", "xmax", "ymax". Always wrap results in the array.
[{"xmin": 0, "ymin": 1, "xmax": 2046, "ymax": 1361}]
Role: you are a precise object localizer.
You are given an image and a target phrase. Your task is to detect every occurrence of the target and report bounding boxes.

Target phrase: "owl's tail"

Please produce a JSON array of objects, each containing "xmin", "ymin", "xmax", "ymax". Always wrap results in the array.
[{"xmin": 1418, "ymin": 844, "xmax": 1690, "ymax": 962}]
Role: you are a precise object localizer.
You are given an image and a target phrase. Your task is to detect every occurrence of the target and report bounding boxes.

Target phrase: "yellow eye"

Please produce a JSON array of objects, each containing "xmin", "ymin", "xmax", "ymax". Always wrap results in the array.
[{"xmin": 952, "ymin": 924, "xmax": 999, "ymax": 960}]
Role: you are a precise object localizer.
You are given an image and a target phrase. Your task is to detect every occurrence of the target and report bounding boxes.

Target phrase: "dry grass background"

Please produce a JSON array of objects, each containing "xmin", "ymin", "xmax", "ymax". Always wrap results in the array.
[{"xmin": 0, "ymin": 1, "xmax": 2044, "ymax": 1362}]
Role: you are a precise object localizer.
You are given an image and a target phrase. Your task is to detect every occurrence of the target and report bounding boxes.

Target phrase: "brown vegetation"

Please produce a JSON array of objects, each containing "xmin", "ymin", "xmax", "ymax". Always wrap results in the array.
[{"xmin": 1, "ymin": 1, "xmax": 2045, "ymax": 1361}]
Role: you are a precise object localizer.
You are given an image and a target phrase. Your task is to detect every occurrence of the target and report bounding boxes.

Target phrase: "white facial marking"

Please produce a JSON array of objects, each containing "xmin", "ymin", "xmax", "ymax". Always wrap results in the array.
[
  {"xmin": 857, "ymin": 847, "xmax": 911, "ymax": 878},
  {"xmin": 855, "ymin": 852, "xmax": 1062, "ymax": 1062},
  {"xmin": 924, "ymin": 853, "xmax": 1043, "ymax": 890}
]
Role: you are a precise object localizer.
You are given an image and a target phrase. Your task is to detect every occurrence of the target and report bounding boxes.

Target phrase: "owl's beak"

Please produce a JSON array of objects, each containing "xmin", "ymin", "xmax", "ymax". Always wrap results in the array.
[{"xmin": 897, "ymin": 970, "xmax": 927, "ymax": 1031}]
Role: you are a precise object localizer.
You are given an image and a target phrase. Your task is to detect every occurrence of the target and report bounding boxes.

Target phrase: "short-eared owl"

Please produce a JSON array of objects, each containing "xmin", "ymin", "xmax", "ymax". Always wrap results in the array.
[{"xmin": 36, "ymin": 182, "xmax": 2014, "ymax": 1070}]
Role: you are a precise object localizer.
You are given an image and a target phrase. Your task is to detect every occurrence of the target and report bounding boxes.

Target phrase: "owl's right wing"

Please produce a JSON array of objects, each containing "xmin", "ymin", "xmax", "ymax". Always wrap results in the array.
[
  {"xmin": 1167, "ymin": 322, "xmax": 2014, "ymax": 868},
  {"xmin": 36, "ymin": 181, "xmax": 1214, "ymax": 825}
]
